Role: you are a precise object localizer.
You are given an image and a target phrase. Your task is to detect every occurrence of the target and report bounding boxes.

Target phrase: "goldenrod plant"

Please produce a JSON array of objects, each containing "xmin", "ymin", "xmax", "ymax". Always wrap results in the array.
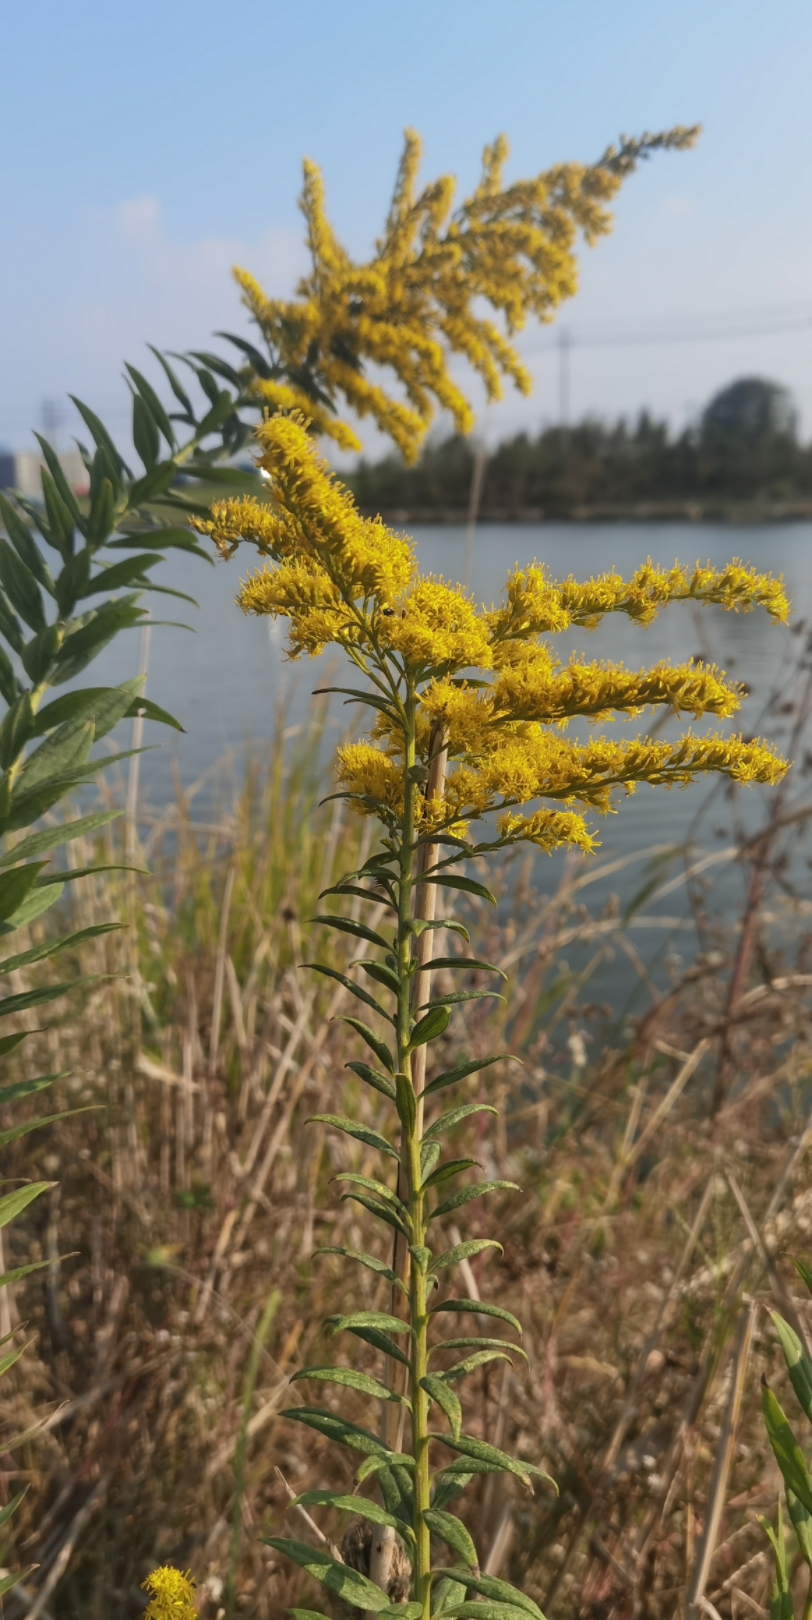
[
  {"xmin": 0, "ymin": 360, "xmax": 259, "ymax": 1594},
  {"xmin": 762, "ymin": 1265, "xmax": 812, "ymax": 1618},
  {"xmin": 223, "ymin": 126, "xmax": 699, "ymax": 461},
  {"xmin": 196, "ymin": 413, "xmax": 787, "ymax": 1620}
]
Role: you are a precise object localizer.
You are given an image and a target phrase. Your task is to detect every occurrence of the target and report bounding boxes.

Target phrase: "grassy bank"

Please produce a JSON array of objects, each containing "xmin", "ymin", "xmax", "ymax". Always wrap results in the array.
[{"xmin": 1, "ymin": 692, "xmax": 812, "ymax": 1618}]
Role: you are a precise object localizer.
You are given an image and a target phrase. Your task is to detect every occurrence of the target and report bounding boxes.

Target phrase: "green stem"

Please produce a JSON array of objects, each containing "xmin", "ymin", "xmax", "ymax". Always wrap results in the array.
[{"xmin": 391, "ymin": 688, "xmax": 431, "ymax": 1616}]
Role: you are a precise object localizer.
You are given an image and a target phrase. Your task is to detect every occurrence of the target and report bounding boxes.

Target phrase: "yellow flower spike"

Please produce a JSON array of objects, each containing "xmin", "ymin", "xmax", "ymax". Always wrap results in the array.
[
  {"xmin": 379, "ymin": 578, "xmax": 492, "ymax": 674},
  {"xmin": 492, "ymin": 657, "xmax": 744, "ymax": 726},
  {"xmin": 142, "ymin": 1565, "xmax": 198, "ymax": 1620},
  {"xmin": 336, "ymin": 743, "xmax": 404, "ymax": 817},
  {"xmin": 232, "ymin": 127, "xmax": 699, "ymax": 461}
]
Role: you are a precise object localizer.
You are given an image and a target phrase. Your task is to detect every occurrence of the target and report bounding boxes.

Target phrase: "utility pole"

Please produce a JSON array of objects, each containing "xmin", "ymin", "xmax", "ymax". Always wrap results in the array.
[{"xmin": 41, "ymin": 398, "xmax": 63, "ymax": 450}]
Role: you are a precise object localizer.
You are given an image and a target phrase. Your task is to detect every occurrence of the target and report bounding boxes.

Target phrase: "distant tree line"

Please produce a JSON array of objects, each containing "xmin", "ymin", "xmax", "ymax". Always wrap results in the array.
[{"xmin": 347, "ymin": 377, "xmax": 812, "ymax": 520}]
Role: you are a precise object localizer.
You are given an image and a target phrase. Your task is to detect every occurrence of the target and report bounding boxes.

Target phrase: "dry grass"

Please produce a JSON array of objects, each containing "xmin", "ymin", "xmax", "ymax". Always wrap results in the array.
[{"xmin": 1, "ymin": 671, "xmax": 812, "ymax": 1619}]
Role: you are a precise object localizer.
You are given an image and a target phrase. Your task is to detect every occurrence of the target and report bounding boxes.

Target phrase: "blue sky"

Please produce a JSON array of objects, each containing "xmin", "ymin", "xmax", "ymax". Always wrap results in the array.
[{"xmin": 2, "ymin": 0, "xmax": 811, "ymax": 454}]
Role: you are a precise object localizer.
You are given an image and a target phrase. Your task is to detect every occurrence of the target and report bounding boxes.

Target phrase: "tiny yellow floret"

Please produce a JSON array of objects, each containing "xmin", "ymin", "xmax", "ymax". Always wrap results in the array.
[{"xmin": 142, "ymin": 1565, "xmax": 198, "ymax": 1620}]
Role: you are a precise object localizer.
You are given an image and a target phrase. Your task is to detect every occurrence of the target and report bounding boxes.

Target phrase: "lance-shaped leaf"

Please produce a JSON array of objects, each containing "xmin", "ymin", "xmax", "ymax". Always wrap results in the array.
[
  {"xmin": 0, "ymin": 862, "xmax": 47, "ymax": 922},
  {"xmin": 435, "ymin": 1349, "xmax": 517, "ymax": 1384},
  {"xmin": 325, "ymin": 1307, "xmax": 411, "ymax": 1367},
  {"xmin": 310, "ymin": 913, "xmax": 391, "ymax": 951},
  {"xmin": 432, "ymin": 1433, "xmax": 554, "ymax": 1493},
  {"xmin": 345, "ymin": 1061, "xmax": 396, "ymax": 1101},
  {"xmin": 424, "ymin": 1106, "xmax": 499, "ymax": 1144},
  {"xmin": 315, "ymin": 1245, "xmax": 407, "ymax": 1294},
  {"xmin": 0, "ymin": 809, "xmax": 120, "ymax": 866},
  {"xmin": 436, "ymin": 1569, "xmax": 546, "ymax": 1619},
  {"xmin": 294, "ymin": 1492, "xmax": 414, "ymax": 1543},
  {"xmin": 761, "ymin": 1506, "xmax": 794, "ymax": 1620},
  {"xmin": 424, "ymin": 1054, "xmax": 516, "ymax": 1100},
  {"xmin": 0, "ymin": 1182, "xmax": 53, "ymax": 1230},
  {"xmin": 281, "ymin": 1408, "xmax": 391, "ymax": 1458},
  {"xmin": 332, "ymin": 1173, "xmax": 408, "ymax": 1217},
  {"xmin": 432, "ymin": 1576, "xmax": 469, "ymax": 1615},
  {"xmin": 342, "ymin": 1192, "xmax": 410, "ymax": 1242},
  {"xmin": 292, "ymin": 1366, "xmax": 410, "ymax": 1405},
  {"xmin": 306, "ymin": 963, "xmax": 392, "ymax": 1023},
  {"xmin": 423, "ymin": 1160, "xmax": 479, "ymax": 1191},
  {"xmin": 357, "ymin": 959, "xmax": 400, "ymax": 995},
  {"xmin": 327, "ymin": 1310, "xmax": 411, "ymax": 1341},
  {"xmin": 795, "ymin": 1259, "xmax": 812, "ymax": 1297},
  {"xmin": 0, "ymin": 976, "xmax": 105, "ymax": 1021},
  {"xmin": 410, "ymin": 918, "xmax": 470, "ymax": 944},
  {"xmin": 430, "ymin": 1300, "xmax": 522, "ymax": 1335},
  {"xmin": 319, "ymin": 884, "xmax": 396, "ymax": 914},
  {"xmin": 420, "ymin": 1375, "xmax": 462, "ymax": 1440},
  {"xmin": 788, "ymin": 1486, "xmax": 812, "ymax": 1570},
  {"xmin": 430, "ymin": 1239, "xmax": 503, "ymax": 1276},
  {"xmin": 421, "ymin": 991, "xmax": 505, "ymax": 1013},
  {"xmin": 762, "ymin": 1381, "xmax": 812, "ymax": 1515},
  {"xmin": 263, "ymin": 1537, "xmax": 394, "ymax": 1613},
  {"xmin": 420, "ymin": 872, "xmax": 496, "ymax": 905},
  {"xmin": 432, "ymin": 1180, "xmax": 519, "ymax": 1220},
  {"xmin": 422, "ymin": 957, "xmax": 507, "ymax": 980},
  {"xmin": 409, "ymin": 1006, "xmax": 450, "ymax": 1050},
  {"xmin": 423, "ymin": 1508, "xmax": 477, "ymax": 1568},
  {"xmin": 341, "ymin": 1018, "xmax": 395, "ymax": 1075},
  {"xmin": 771, "ymin": 1312, "xmax": 812, "ymax": 1423},
  {"xmin": 430, "ymin": 1338, "xmax": 527, "ymax": 1363},
  {"xmin": 310, "ymin": 1114, "xmax": 399, "ymax": 1160},
  {"xmin": 357, "ymin": 1452, "xmax": 416, "ymax": 1484}
]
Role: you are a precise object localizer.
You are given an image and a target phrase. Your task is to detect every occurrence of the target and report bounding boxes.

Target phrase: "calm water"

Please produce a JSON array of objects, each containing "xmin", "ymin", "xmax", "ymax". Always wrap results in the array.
[{"xmin": 88, "ymin": 521, "xmax": 812, "ymax": 1007}]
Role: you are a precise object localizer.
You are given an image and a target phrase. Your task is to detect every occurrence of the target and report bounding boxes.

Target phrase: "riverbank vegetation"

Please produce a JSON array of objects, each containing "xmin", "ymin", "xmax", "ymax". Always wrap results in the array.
[{"xmin": 348, "ymin": 378, "xmax": 812, "ymax": 522}]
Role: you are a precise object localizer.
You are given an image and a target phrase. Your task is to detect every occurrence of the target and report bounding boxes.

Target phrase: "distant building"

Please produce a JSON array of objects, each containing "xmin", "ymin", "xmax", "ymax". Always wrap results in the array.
[
  {"xmin": 6, "ymin": 450, "xmax": 89, "ymax": 499},
  {"xmin": 0, "ymin": 451, "xmax": 14, "ymax": 491},
  {"xmin": 702, "ymin": 377, "xmax": 798, "ymax": 443}
]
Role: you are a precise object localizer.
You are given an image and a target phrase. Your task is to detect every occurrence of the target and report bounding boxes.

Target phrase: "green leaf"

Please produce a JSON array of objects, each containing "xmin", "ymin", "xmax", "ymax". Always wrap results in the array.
[
  {"xmin": 788, "ymin": 1486, "xmax": 812, "ymax": 1570},
  {"xmin": 431, "ymin": 1300, "xmax": 522, "ymax": 1335},
  {"xmin": 342, "ymin": 1193, "xmax": 411, "ymax": 1243},
  {"xmin": 0, "ymin": 975, "xmax": 104, "ymax": 1020},
  {"xmin": 431, "ymin": 1338, "xmax": 527, "ymax": 1363},
  {"xmin": 306, "ymin": 963, "xmax": 392, "ymax": 1022},
  {"xmin": 762, "ymin": 1382, "xmax": 812, "ymax": 1515},
  {"xmin": 291, "ymin": 1366, "xmax": 409, "ymax": 1404},
  {"xmin": 433, "ymin": 1577, "xmax": 469, "ymax": 1615},
  {"xmin": 0, "ymin": 588, "xmax": 25, "ymax": 656},
  {"xmin": 280, "ymin": 1408, "xmax": 390, "ymax": 1458},
  {"xmin": 0, "ymin": 920, "xmax": 117, "ymax": 976},
  {"xmin": 84, "ymin": 554, "xmax": 159, "ymax": 596},
  {"xmin": 86, "ymin": 477, "xmax": 116, "ymax": 547},
  {"xmin": 421, "ymin": 990, "xmax": 505, "ymax": 1010},
  {"xmin": 424, "ymin": 1105, "xmax": 499, "ymax": 1143},
  {"xmin": 53, "ymin": 597, "xmax": 145, "ymax": 685},
  {"xmin": 315, "ymin": 1245, "xmax": 406, "ymax": 1294},
  {"xmin": 0, "ymin": 880, "xmax": 62, "ymax": 932},
  {"xmin": 341, "ymin": 1017, "xmax": 394, "ymax": 1075},
  {"xmin": 345, "ymin": 1060, "xmax": 396, "ymax": 1101},
  {"xmin": 293, "ymin": 1492, "xmax": 413, "ymax": 1543},
  {"xmin": 0, "ymin": 644, "xmax": 20, "ymax": 707},
  {"xmin": 430, "ymin": 1240, "xmax": 503, "ymax": 1276},
  {"xmin": 147, "ymin": 346, "xmax": 194, "ymax": 416},
  {"xmin": 309, "ymin": 1114, "xmax": 399, "ymax": 1160},
  {"xmin": 423, "ymin": 1508, "xmax": 477, "ymax": 1568},
  {"xmin": 0, "ymin": 1567, "xmax": 36, "ymax": 1599},
  {"xmin": 437, "ymin": 1570, "xmax": 546, "ymax": 1619},
  {"xmin": 396, "ymin": 1072, "xmax": 417, "ymax": 1134},
  {"xmin": 421, "ymin": 1375, "xmax": 462, "ymax": 1440},
  {"xmin": 332, "ymin": 1172, "xmax": 407, "ymax": 1214},
  {"xmin": 32, "ymin": 436, "xmax": 85, "ymax": 530},
  {"xmin": 0, "ymin": 862, "xmax": 47, "ymax": 922},
  {"xmin": 357, "ymin": 959, "xmax": 401, "ymax": 994},
  {"xmin": 771, "ymin": 1312, "xmax": 812, "ymax": 1423},
  {"xmin": 0, "ymin": 806, "xmax": 119, "ymax": 861},
  {"xmin": 0, "ymin": 1182, "xmax": 52, "ymax": 1230},
  {"xmin": 310, "ymin": 913, "xmax": 391, "ymax": 952},
  {"xmin": 0, "ymin": 1489, "xmax": 27, "ymax": 1532},
  {"xmin": 0, "ymin": 540, "xmax": 45, "ymax": 632},
  {"xmin": 409, "ymin": 1006, "xmax": 450, "ymax": 1049},
  {"xmin": 125, "ymin": 363, "xmax": 176, "ymax": 448},
  {"xmin": 21, "ymin": 623, "xmax": 64, "ymax": 685},
  {"xmin": 435, "ymin": 1349, "xmax": 516, "ymax": 1384},
  {"xmin": 0, "ymin": 1074, "xmax": 57, "ymax": 1106},
  {"xmin": 423, "ymin": 1159, "xmax": 478, "ymax": 1191},
  {"xmin": 0, "ymin": 1105, "xmax": 93, "ymax": 1149},
  {"xmin": 421, "ymin": 872, "xmax": 496, "ymax": 905},
  {"xmin": 426, "ymin": 957, "xmax": 507, "ymax": 980},
  {"xmin": 40, "ymin": 469, "xmax": 75, "ymax": 558},
  {"xmin": 69, "ymin": 396, "xmax": 128, "ymax": 477},
  {"xmin": 432, "ymin": 1181, "xmax": 519, "ymax": 1220},
  {"xmin": 431, "ymin": 1434, "xmax": 547, "ymax": 1493},
  {"xmin": 263, "ymin": 1537, "xmax": 393, "ymax": 1613},
  {"xmin": 326, "ymin": 1310, "xmax": 410, "ymax": 1339},
  {"xmin": 762, "ymin": 1502, "xmax": 796, "ymax": 1620},
  {"xmin": 16, "ymin": 719, "xmax": 95, "ymax": 797},
  {"xmin": 424, "ymin": 1054, "xmax": 516, "ymax": 1099},
  {"xmin": 411, "ymin": 918, "xmax": 470, "ymax": 944}
]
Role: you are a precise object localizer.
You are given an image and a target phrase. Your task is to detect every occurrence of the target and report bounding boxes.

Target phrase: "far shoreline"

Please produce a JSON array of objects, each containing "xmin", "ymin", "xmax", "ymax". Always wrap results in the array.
[{"xmin": 359, "ymin": 501, "xmax": 812, "ymax": 526}]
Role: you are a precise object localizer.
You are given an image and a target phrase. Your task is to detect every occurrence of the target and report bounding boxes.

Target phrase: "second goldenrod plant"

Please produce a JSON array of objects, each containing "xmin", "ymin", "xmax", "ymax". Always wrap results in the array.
[{"xmin": 197, "ymin": 415, "xmax": 787, "ymax": 1620}]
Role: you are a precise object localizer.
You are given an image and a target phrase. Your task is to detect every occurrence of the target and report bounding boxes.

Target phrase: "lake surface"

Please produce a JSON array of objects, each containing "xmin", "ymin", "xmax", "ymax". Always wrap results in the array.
[{"xmin": 89, "ymin": 520, "xmax": 812, "ymax": 1008}]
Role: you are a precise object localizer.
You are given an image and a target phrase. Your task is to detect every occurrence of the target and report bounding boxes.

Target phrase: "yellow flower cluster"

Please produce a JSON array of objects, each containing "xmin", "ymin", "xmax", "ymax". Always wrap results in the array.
[
  {"xmin": 490, "ymin": 559, "xmax": 789, "ymax": 641},
  {"xmin": 231, "ymin": 127, "xmax": 698, "ymax": 461},
  {"xmin": 142, "ymin": 1566, "xmax": 197, "ymax": 1620},
  {"xmin": 194, "ymin": 415, "xmax": 788, "ymax": 854}
]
